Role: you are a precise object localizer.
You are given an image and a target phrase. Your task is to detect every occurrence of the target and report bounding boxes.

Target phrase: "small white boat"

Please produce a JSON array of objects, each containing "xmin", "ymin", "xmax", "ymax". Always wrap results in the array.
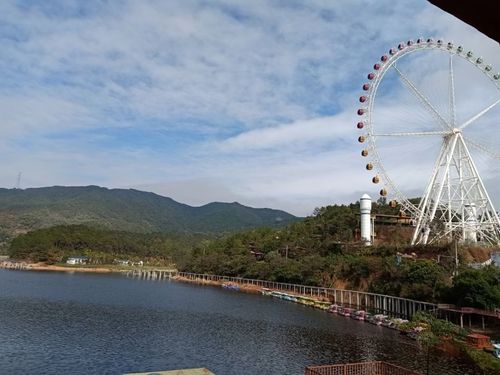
[
  {"xmin": 269, "ymin": 291, "xmax": 298, "ymax": 302},
  {"xmin": 368, "ymin": 314, "xmax": 386, "ymax": 325},
  {"xmin": 261, "ymin": 288, "xmax": 272, "ymax": 296},
  {"xmin": 221, "ymin": 283, "xmax": 240, "ymax": 291}
]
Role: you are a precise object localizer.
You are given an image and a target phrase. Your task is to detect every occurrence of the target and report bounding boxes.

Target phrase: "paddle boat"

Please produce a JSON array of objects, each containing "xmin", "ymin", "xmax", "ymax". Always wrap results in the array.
[
  {"xmin": 328, "ymin": 304, "xmax": 339, "ymax": 314},
  {"xmin": 352, "ymin": 310, "xmax": 367, "ymax": 321},
  {"xmin": 368, "ymin": 314, "xmax": 386, "ymax": 325},
  {"xmin": 297, "ymin": 296, "xmax": 317, "ymax": 307},
  {"xmin": 381, "ymin": 317, "xmax": 396, "ymax": 329},
  {"xmin": 221, "ymin": 283, "xmax": 240, "ymax": 291},
  {"xmin": 261, "ymin": 288, "xmax": 272, "ymax": 296},
  {"xmin": 342, "ymin": 308, "xmax": 353, "ymax": 317},
  {"xmin": 314, "ymin": 300, "xmax": 332, "ymax": 310}
]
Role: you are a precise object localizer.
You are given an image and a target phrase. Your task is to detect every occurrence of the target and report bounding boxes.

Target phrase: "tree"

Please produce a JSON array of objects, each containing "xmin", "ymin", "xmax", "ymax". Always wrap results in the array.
[{"xmin": 447, "ymin": 267, "xmax": 500, "ymax": 309}]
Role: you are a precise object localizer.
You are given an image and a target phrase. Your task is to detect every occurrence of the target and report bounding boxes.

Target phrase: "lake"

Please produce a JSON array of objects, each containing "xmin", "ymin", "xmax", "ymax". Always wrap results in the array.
[{"xmin": 0, "ymin": 269, "xmax": 476, "ymax": 374}]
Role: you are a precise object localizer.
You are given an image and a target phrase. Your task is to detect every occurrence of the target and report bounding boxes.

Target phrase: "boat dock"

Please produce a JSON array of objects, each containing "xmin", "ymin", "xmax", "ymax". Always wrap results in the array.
[
  {"xmin": 124, "ymin": 268, "xmax": 176, "ymax": 281},
  {"xmin": 0, "ymin": 260, "xmax": 31, "ymax": 270}
]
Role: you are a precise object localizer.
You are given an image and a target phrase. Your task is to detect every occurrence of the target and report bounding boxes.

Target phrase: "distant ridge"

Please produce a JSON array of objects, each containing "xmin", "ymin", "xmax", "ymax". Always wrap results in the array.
[{"xmin": 0, "ymin": 186, "xmax": 298, "ymax": 236}]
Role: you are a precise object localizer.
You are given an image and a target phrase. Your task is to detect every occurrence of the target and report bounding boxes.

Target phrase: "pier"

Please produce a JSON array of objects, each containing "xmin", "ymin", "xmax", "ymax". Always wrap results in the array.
[
  {"xmin": 0, "ymin": 260, "xmax": 31, "ymax": 271},
  {"xmin": 125, "ymin": 268, "xmax": 176, "ymax": 281}
]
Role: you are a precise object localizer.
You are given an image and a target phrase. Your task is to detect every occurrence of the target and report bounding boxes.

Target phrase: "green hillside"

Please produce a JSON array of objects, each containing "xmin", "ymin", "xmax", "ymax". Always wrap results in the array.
[
  {"xmin": 0, "ymin": 186, "xmax": 297, "ymax": 240},
  {"xmin": 8, "ymin": 224, "xmax": 200, "ymax": 265},
  {"xmin": 179, "ymin": 203, "xmax": 500, "ymax": 309}
]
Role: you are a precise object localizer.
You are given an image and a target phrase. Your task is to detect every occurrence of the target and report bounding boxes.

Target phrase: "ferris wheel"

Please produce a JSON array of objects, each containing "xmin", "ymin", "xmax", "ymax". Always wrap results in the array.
[{"xmin": 357, "ymin": 38, "xmax": 500, "ymax": 245}]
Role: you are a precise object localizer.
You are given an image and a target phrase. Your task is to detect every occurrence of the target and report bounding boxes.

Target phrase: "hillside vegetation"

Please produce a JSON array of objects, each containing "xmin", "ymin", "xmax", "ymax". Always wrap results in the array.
[
  {"xmin": 8, "ymin": 200, "xmax": 499, "ymax": 309},
  {"xmin": 8, "ymin": 224, "xmax": 202, "ymax": 266},
  {"xmin": 0, "ymin": 186, "xmax": 297, "ymax": 246},
  {"xmin": 179, "ymin": 203, "xmax": 500, "ymax": 308}
]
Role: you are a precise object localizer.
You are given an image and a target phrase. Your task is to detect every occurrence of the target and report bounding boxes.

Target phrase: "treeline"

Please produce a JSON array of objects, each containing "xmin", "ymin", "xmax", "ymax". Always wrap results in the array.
[
  {"xmin": 8, "ymin": 224, "xmax": 206, "ymax": 265},
  {"xmin": 8, "ymin": 203, "xmax": 500, "ymax": 310},
  {"xmin": 178, "ymin": 203, "xmax": 500, "ymax": 309},
  {"xmin": 179, "ymin": 227, "xmax": 449, "ymax": 301},
  {"xmin": 179, "ymin": 203, "xmax": 437, "ymax": 291}
]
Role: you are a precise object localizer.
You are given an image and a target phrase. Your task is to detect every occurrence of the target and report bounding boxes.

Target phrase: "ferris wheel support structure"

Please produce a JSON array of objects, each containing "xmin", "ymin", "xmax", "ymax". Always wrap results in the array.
[{"xmin": 412, "ymin": 130, "xmax": 500, "ymax": 245}]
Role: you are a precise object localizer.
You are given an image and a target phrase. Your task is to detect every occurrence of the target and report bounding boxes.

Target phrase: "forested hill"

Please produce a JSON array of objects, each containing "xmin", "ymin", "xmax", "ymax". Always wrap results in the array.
[{"xmin": 0, "ymin": 186, "xmax": 297, "ymax": 236}]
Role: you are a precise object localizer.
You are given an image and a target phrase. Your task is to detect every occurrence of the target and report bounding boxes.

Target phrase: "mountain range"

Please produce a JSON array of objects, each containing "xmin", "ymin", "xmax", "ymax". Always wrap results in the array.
[{"xmin": 0, "ymin": 186, "xmax": 298, "ymax": 239}]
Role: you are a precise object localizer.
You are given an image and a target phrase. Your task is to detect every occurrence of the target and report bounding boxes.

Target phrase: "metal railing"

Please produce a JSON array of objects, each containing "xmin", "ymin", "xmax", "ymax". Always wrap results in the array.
[
  {"xmin": 437, "ymin": 304, "xmax": 500, "ymax": 318},
  {"xmin": 175, "ymin": 272, "xmax": 437, "ymax": 319},
  {"xmin": 305, "ymin": 361, "xmax": 421, "ymax": 375}
]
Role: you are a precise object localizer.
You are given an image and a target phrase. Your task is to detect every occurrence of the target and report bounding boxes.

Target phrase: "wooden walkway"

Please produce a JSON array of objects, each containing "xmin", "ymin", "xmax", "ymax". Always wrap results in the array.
[
  {"xmin": 0, "ymin": 260, "xmax": 31, "ymax": 270},
  {"xmin": 125, "ymin": 268, "xmax": 176, "ymax": 280}
]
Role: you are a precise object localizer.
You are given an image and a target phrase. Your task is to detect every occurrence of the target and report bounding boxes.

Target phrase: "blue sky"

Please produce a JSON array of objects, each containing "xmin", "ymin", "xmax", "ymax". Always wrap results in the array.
[{"xmin": 0, "ymin": 0, "xmax": 499, "ymax": 215}]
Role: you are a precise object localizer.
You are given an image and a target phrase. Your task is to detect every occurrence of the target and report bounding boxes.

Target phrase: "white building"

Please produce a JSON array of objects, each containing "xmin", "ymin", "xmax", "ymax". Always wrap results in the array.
[{"xmin": 66, "ymin": 256, "xmax": 88, "ymax": 265}]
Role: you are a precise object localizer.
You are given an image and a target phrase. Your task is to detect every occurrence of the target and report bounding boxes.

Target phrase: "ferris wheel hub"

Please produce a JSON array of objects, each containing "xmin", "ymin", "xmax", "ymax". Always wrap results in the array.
[{"xmin": 452, "ymin": 128, "xmax": 461, "ymax": 134}]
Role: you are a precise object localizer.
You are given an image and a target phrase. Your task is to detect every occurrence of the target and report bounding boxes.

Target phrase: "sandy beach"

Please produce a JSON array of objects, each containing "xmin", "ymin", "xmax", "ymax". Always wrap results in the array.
[
  {"xmin": 0, "ymin": 260, "xmax": 119, "ymax": 273},
  {"xmin": 29, "ymin": 263, "xmax": 118, "ymax": 273}
]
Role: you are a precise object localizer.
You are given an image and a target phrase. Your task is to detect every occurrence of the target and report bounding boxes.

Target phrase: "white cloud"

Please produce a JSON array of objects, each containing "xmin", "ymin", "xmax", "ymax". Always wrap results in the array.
[
  {"xmin": 218, "ymin": 113, "xmax": 352, "ymax": 151},
  {"xmin": 0, "ymin": 0, "xmax": 499, "ymax": 216},
  {"xmin": 0, "ymin": 94, "xmax": 95, "ymax": 138}
]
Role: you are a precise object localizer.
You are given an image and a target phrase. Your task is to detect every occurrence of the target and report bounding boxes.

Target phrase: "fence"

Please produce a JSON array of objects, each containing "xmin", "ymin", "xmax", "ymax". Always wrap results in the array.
[
  {"xmin": 305, "ymin": 361, "xmax": 421, "ymax": 375},
  {"xmin": 175, "ymin": 272, "xmax": 437, "ymax": 319}
]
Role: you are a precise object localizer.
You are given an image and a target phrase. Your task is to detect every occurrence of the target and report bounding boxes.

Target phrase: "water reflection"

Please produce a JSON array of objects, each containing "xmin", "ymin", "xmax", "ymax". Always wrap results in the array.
[{"xmin": 0, "ymin": 270, "xmax": 475, "ymax": 374}]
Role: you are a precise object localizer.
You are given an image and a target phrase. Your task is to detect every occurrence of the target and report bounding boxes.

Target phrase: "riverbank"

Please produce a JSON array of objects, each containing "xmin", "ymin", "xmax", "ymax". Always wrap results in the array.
[
  {"xmin": 1, "ymin": 260, "xmax": 179, "ymax": 274},
  {"xmin": 0, "ymin": 260, "xmax": 122, "ymax": 273},
  {"xmin": 172, "ymin": 272, "xmax": 500, "ymax": 373},
  {"xmin": 172, "ymin": 274, "xmax": 262, "ymax": 294},
  {"xmin": 29, "ymin": 263, "xmax": 117, "ymax": 273}
]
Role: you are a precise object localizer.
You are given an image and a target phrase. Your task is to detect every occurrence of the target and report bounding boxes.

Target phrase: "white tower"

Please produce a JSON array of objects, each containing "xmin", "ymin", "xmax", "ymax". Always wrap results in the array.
[
  {"xmin": 464, "ymin": 203, "xmax": 478, "ymax": 243},
  {"xmin": 360, "ymin": 194, "xmax": 372, "ymax": 246}
]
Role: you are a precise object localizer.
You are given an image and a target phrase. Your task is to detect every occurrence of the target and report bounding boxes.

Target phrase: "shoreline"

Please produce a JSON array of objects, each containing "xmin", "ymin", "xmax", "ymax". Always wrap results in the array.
[
  {"xmin": 171, "ymin": 274, "xmax": 498, "ymax": 373},
  {"xmin": 171, "ymin": 274, "xmax": 263, "ymax": 294},
  {"xmin": 0, "ymin": 261, "xmax": 122, "ymax": 273},
  {"xmin": 29, "ymin": 263, "xmax": 119, "ymax": 273},
  {"xmin": 1, "ymin": 260, "xmax": 177, "ymax": 274},
  {"xmin": 2, "ymin": 263, "xmax": 496, "ymax": 372}
]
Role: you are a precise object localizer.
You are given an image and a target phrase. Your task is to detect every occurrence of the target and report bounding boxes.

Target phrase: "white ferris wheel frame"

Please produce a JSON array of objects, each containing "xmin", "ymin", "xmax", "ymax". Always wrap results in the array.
[{"xmin": 358, "ymin": 38, "xmax": 500, "ymax": 245}]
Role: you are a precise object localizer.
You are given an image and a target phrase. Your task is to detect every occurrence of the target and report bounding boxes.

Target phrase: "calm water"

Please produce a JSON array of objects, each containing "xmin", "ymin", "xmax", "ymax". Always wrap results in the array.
[{"xmin": 0, "ymin": 269, "xmax": 475, "ymax": 375}]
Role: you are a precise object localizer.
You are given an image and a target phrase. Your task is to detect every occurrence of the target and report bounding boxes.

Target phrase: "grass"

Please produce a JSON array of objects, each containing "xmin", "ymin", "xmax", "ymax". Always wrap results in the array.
[{"xmin": 464, "ymin": 346, "xmax": 500, "ymax": 375}]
